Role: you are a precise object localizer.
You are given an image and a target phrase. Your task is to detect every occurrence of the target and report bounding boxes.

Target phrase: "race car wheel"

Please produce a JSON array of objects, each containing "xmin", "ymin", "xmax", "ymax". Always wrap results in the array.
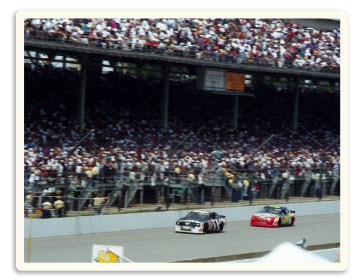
[
  {"xmin": 291, "ymin": 218, "xmax": 295, "ymax": 226},
  {"xmin": 203, "ymin": 223, "xmax": 209, "ymax": 234},
  {"xmin": 278, "ymin": 219, "xmax": 282, "ymax": 227},
  {"xmin": 219, "ymin": 222, "xmax": 224, "ymax": 232}
]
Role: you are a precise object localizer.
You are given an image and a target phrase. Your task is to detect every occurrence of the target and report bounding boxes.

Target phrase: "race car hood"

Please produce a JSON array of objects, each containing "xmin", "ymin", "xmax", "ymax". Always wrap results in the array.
[
  {"xmin": 253, "ymin": 213, "xmax": 280, "ymax": 218},
  {"xmin": 176, "ymin": 219, "xmax": 204, "ymax": 227},
  {"xmin": 177, "ymin": 219, "xmax": 203, "ymax": 223}
]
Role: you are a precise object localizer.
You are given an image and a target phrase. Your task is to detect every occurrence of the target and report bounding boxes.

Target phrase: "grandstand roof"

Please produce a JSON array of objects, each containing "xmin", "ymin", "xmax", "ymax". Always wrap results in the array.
[{"xmin": 285, "ymin": 19, "xmax": 340, "ymax": 31}]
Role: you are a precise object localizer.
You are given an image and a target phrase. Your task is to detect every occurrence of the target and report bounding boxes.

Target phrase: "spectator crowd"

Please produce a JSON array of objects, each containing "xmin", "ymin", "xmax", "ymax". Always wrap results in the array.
[
  {"xmin": 24, "ymin": 18, "xmax": 340, "ymax": 71},
  {"xmin": 24, "ymin": 64, "xmax": 340, "ymax": 196}
]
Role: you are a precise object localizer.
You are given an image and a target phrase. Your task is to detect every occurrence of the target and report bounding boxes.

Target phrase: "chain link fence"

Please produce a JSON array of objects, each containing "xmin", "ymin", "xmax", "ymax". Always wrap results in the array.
[{"xmin": 24, "ymin": 167, "xmax": 340, "ymax": 218}]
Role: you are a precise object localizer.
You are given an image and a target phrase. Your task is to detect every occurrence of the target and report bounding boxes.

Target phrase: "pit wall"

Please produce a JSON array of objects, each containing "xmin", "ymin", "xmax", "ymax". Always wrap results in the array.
[{"xmin": 24, "ymin": 200, "xmax": 340, "ymax": 238}]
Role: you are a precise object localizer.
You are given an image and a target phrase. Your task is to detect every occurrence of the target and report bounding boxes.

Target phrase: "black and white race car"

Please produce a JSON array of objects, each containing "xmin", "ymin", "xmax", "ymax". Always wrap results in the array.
[{"xmin": 175, "ymin": 210, "xmax": 226, "ymax": 234}]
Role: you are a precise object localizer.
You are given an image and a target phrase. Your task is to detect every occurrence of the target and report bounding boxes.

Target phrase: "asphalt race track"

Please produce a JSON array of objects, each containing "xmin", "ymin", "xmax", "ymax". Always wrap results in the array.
[{"xmin": 24, "ymin": 214, "xmax": 340, "ymax": 263}]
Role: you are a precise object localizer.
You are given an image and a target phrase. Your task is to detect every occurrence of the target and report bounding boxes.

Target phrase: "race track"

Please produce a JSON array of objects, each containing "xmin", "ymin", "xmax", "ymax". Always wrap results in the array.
[{"xmin": 24, "ymin": 214, "xmax": 340, "ymax": 263}]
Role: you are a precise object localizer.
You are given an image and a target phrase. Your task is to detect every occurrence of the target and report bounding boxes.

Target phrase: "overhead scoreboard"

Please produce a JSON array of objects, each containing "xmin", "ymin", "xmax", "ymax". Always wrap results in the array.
[
  {"xmin": 197, "ymin": 68, "xmax": 249, "ymax": 94},
  {"xmin": 225, "ymin": 72, "xmax": 245, "ymax": 91}
]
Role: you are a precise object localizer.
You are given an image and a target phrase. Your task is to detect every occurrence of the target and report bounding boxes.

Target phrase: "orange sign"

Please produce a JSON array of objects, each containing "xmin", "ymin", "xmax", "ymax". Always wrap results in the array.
[{"xmin": 226, "ymin": 73, "xmax": 245, "ymax": 91}]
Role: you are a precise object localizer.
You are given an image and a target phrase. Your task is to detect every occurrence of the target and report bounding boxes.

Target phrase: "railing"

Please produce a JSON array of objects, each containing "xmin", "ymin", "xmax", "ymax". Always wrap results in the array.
[
  {"xmin": 24, "ymin": 30, "xmax": 340, "ymax": 73},
  {"xmin": 24, "ymin": 168, "xmax": 340, "ymax": 218}
]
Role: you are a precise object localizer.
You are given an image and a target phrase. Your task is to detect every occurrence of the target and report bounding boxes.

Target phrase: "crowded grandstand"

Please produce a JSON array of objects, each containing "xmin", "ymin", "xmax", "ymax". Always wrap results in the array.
[
  {"xmin": 24, "ymin": 18, "xmax": 340, "ymax": 71},
  {"xmin": 24, "ymin": 18, "xmax": 340, "ymax": 216}
]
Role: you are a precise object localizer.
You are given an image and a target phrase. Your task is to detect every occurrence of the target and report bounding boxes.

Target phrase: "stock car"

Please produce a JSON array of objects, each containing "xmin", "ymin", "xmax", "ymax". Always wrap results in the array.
[
  {"xmin": 175, "ymin": 210, "xmax": 227, "ymax": 234},
  {"xmin": 250, "ymin": 205, "xmax": 296, "ymax": 228}
]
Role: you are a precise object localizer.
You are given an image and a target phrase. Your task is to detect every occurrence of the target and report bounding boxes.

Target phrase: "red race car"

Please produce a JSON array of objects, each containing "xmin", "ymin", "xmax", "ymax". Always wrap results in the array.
[{"xmin": 250, "ymin": 205, "xmax": 295, "ymax": 228}]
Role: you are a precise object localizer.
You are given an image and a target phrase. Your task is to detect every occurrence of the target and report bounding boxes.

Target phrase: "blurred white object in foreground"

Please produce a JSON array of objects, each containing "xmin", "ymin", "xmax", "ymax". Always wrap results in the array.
[{"xmin": 255, "ymin": 242, "xmax": 330, "ymax": 263}]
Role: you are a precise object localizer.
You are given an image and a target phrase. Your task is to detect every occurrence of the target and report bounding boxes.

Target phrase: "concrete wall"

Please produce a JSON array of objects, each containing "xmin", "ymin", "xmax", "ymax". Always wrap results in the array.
[{"xmin": 24, "ymin": 201, "xmax": 340, "ymax": 239}]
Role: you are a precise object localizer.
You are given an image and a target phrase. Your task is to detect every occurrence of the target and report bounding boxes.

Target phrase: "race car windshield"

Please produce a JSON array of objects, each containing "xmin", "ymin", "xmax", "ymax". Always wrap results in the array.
[
  {"xmin": 183, "ymin": 212, "xmax": 210, "ymax": 222},
  {"xmin": 258, "ymin": 207, "xmax": 282, "ymax": 214}
]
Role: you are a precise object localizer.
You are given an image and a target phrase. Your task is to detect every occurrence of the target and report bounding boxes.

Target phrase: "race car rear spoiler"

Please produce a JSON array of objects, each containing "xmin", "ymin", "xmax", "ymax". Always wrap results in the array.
[
  {"xmin": 290, "ymin": 210, "xmax": 296, "ymax": 213},
  {"xmin": 219, "ymin": 215, "xmax": 226, "ymax": 218}
]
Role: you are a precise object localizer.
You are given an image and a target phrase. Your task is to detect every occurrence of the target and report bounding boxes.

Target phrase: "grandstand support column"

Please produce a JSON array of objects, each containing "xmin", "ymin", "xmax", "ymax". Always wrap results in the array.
[
  {"xmin": 79, "ymin": 56, "xmax": 88, "ymax": 132},
  {"xmin": 232, "ymin": 95, "xmax": 239, "ymax": 131},
  {"xmin": 47, "ymin": 52, "xmax": 55, "ymax": 65},
  {"xmin": 292, "ymin": 78, "xmax": 300, "ymax": 132},
  {"xmin": 136, "ymin": 62, "xmax": 142, "ymax": 78},
  {"xmin": 161, "ymin": 64, "xmax": 170, "ymax": 132}
]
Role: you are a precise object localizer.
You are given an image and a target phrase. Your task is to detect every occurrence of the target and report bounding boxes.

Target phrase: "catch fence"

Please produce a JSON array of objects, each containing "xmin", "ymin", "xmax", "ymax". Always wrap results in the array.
[{"xmin": 24, "ymin": 168, "xmax": 340, "ymax": 217}]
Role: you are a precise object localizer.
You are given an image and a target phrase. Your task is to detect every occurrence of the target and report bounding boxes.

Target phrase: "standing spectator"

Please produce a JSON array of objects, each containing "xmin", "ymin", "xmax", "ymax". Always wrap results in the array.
[
  {"xmin": 225, "ymin": 169, "xmax": 235, "ymax": 200},
  {"xmin": 41, "ymin": 198, "xmax": 53, "ymax": 219},
  {"xmin": 255, "ymin": 181, "xmax": 261, "ymax": 199},
  {"xmin": 243, "ymin": 176, "xmax": 250, "ymax": 200},
  {"xmin": 187, "ymin": 169, "xmax": 196, "ymax": 202},
  {"xmin": 27, "ymin": 171, "xmax": 36, "ymax": 192},
  {"xmin": 282, "ymin": 171, "xmax": 290, "ymax": 201},
  {"xmin": 248, "ymin": 184, "xmax": 256, "ymax": 205},
  {"xmin": 237, "ymin": 179, "xmax": 244, "ymax": 201},
  {"xmin": 197, "ymin": 171, "xmax": 205, "ymax": 204},
  {"xmin": 66, "ymin": 189, "xmax": 76, "ymax": 212},
  {"xmin": 85, "ymin": 167, "xmax": 92, "ymax": 187},
  {"xmin": 24, "ymin": 191, "xmax": 33, "ymax": 217},
  {"xmin": 129, "ymin": 168, "xmax": 136, "ymax": 183},
  {"xmin": 314, "ymin": 172, "xmax": 322, "ymax": 200},
  {"xmin": 93, "ymin": 193, "xmax": 107, "ymax": 215},
  {"xmin": 53, "ymin": 196, "xmax": 65, "ymax": 218},
  {"xmin": 174, "ymin": 165, "xmax": 181, "ymax": 184},
  {"xmin": 91, "ymin": 165, "xmax": 100, "ymax": 188}
]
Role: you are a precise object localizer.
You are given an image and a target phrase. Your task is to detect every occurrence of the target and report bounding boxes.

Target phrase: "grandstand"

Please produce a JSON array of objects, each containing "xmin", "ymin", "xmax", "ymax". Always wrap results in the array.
[{"xmin": 23, "ymin": 18, "xmax": 340, "ymax": 217}]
